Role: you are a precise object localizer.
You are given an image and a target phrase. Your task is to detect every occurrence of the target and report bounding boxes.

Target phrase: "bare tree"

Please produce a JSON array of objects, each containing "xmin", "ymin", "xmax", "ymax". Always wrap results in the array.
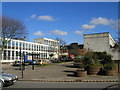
[
  {"xmin": 56, "ymin": 37, "xmax": 66, "ymax": 46},
  {"xmin": 112, "ymin": 31, "xmax": 120, "ymax": 52},
  {"xmin": 0, "ymin": 16, "xmax": 27, "ymax": 61}
]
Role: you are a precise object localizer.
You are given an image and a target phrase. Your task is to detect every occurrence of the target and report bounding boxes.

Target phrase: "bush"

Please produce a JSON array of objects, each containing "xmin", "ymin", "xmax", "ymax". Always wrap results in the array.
[
  {"xmin": 94, "ymin": 51, "xmax": 113, "ymax": 65},
  {"xmin": 104, "ymin": 62, "xmax": 117, "ymax": 70}
]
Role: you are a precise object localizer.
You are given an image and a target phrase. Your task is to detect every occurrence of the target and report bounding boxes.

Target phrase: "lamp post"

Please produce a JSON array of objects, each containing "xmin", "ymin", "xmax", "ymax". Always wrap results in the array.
[
  {"xmin": 32, "ymin": 52, "xmax": 34, "ymax": 70},
  {"xmin": 19, "ymin": 46, "xmax": 22, "ymax": 71},
  {"xmin": 21, "ymin": 52, "xmax": 25, "ymax": 79},
  {"xmin": 19, "ymin": 44, "xmax": 24, "ymax": 78}
]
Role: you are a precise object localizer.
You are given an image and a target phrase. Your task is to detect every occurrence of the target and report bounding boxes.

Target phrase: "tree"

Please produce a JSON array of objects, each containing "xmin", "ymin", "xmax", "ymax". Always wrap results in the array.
[
  {"xmin": 49, "ymin": 53, "xmax": 54, "ymax": 60},
  {"xmin": 0, "ymin": 16, "xmax": 27, "ymax": 61},
  {"xmin": 55, "ymin": 37, "xmax": 66, "ymax": 60},
  {"xmin": 56, "ymin": 37, "xmax": 66, "ymax": 46},
  {"xmin": 112, "ymin": 31, "xmax": 120, "ymax": 52}
]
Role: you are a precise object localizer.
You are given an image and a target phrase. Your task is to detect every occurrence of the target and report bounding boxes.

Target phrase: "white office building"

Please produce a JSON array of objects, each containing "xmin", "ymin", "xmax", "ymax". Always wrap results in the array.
[
  {"xmin": 1, "ymin": 37, "xmax": 60, "ymax": 63},
  {"xmin": 84, "ymin": 32, "xmax": 119, "ymax": 60}
]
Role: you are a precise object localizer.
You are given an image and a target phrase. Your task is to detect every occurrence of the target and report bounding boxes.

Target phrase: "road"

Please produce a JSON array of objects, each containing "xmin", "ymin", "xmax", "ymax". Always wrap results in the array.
[{"xmin": 3, "ymin": 81, "xmax": 118, "ymax": 89}]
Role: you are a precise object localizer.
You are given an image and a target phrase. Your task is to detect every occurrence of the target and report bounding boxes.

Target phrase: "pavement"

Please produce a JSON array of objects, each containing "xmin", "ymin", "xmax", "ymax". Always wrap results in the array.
[{"xmin": 1, "ymin": 62, "xmax": 120, "ymax": 82}]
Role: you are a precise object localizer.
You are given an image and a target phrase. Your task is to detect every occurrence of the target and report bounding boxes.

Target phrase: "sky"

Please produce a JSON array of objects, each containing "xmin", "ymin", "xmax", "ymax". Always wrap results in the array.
[{"xmin": 2, "ymin": 2, "xmax": 118, "ymax": 44}]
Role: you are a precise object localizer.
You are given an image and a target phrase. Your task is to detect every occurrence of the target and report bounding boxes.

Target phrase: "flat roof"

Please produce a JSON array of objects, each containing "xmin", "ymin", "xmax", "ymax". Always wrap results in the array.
[{"xmin": 84, "ymin": 32, "xmax": 109, "ymax": 35}]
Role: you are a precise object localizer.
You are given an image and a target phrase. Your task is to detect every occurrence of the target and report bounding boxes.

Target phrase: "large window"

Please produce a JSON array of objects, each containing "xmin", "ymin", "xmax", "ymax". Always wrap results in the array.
[
  {"xmin": 8, "ymin": 42, "xmax": 11, "ymax": 49},
  {"xmin": 16, "ymin": 51, "xmax": 19, "ymax": 60},
  {"xmin": 4, "ymin": 50, "xmax": 6, "ymax": 60},
  {"xmin": 8, "ymin": 41, "xmax": 11, "ymax": 46},
  {"xmin": 16, "ymin": 42, "xmax": 18, "ymax": 49},
  {"xmin": 41, "ymin": 46, "xmax": 43, "ymax": 51},
  {"xmin": 12, "ymin": 51, "xmax": 14, "ymax": 60},
  {"xmin": 8, "ymin": 51, "xmax": 11, "ymax": 60},
  {"xmin": 12, "ymin": 41, "xmax": 15, "ymax": 49},
  {"xmin": 34, "ymin": 45, "xmax": 36, "ymax": 51}
]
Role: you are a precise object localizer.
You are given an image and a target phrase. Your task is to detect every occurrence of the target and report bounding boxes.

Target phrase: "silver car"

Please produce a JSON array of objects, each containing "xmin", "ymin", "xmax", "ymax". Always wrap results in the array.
[
  {"xmin": 0, "ymin": 72, "xmax": 18, "ymax": 86},
  {"xmin": 0, "ymin": 78, "xmax": 4, "ymax": 89}
]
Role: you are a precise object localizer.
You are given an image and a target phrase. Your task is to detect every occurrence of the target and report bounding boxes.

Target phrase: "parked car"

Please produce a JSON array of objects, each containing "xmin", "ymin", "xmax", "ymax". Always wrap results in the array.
[
  {"xmin": 51, "ymin": 59, "xmax": 61, "ymax": 63},
  {"xmin": 42, "ymin": 60, "xmax": 49, "ymax": 65},
  {"xmin": 27, "ymin": 60, "xmax": 41, "ymax": 65},
  {"xmin": 12, "ymin": 61, "xmax": 28, "ymax": 66},
  {"xmin": 0, "ymin": 72, "xmax": 18, "ymax": 86},
  {"xmin": 0, "ymin": 78, "xmax": 4, "ymax": 89}
]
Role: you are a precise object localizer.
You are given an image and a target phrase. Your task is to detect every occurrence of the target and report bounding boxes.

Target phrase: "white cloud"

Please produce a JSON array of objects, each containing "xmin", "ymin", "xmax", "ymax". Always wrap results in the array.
[
  {"xmin": 75, "ymin": 30, "xmax": 83, "ymax": 35},
  {"xmin": 90, "ymin": 17, "xmax": 115, "ymax": 25},
  {"xmin": 34, "ymin": 31, "xmax": 44, "ymax": 36},
  {"xmin": 51, "ymin": 30, "xmax": 68, "ymax": 36},
  {"xmin": 30, "ymin": 14, "xmax": 36, "ymax": 19},
  {"xmin": 34, "ymin": 31, "xmax": 51, "ymax": 36},
  {"xmin": 81, "ymin": 24, "xmax": 95, "ymax": 29},
  {"xmin": 37, "ymin": 15, "xmax": 54, "ymax": 21}
]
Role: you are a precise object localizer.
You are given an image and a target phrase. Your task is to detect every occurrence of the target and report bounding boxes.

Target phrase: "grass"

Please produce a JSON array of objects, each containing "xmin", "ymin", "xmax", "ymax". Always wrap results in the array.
[{"xmin": 35, "ymin": 61, "xmax": 71, "ymax": 67}]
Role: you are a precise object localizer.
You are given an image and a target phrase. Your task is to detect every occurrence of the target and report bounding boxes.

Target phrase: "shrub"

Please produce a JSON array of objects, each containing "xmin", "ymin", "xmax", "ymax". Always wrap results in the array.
[
  {"xmin": 94, "ymin": 51, "xmax": 113, "ymax": 65},
  {"xmin": 104, "ymin": 62, "xmax": 117, "ymax": 70}
]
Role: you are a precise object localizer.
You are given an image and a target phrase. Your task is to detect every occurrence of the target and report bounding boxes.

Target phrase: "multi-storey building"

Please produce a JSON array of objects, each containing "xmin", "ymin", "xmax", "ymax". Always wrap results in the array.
[
  {"xmin": 34, "ymin": 38, "xmax": 60, "ymax": 59},
  {"xmin": 1, "ymin": 37, "xmax": 59, "ymax": 63},
  {"xmin": 84, "ymin": 32, "xmax": 119, "ymax": 60}
]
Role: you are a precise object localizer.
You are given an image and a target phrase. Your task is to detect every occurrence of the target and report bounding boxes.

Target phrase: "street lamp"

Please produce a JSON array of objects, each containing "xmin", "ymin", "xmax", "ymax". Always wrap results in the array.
[
  {"xmin": 32, "ymin": 52, "xmax": 34, "ymax": 70},
  {"xmin": 19, "ymin": 44, "xmax": 24, "ymax": 78}
]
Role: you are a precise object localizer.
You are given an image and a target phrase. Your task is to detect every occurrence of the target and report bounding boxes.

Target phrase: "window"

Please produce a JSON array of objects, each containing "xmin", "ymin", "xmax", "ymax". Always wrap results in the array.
[
  {"xmin": 34, "ymin": 45, "xmax": 36, "ymax": 51},
  {"xmin": 12, "ymin": 51, "xmax": 14, "ymax": 56},
  {"xmin": 12, "ymin": 51, "xmax": 14, "ymax": 60},
  {"xmin": 39, "ymin": 46, "xmax": 41, "ymax": 51},
  {"xmin": 29, "ymin": 44, "xmax": 31, "ymax": 50},
  {"xmin": 41, "ymin": 46, "xmax": 43, "ymax": 51},
  {"xmin": 16, "ymin": 51, "xmax": 19, "ymax": 60},
  {"xmin": 8, "ymin": 41, "xmax": 11, "ymax": 46},
  {"xmin": 8, "ymin": 51, "xmax": 11, "ymax": 60},
  {"xmin": 12, "ymin": 41, "xmax": 15, "ymax": 49},
  {"xmin": 4, "ymin": 50, "xmax": 6, "ymax": 60},
  {"xmin": 16, "ymin": 42, "xmax": 18, "ymax": 49},
  {"xmin": 16, "ymin": 51, "xmax": 19, "ymax": 56},
  {"xmin": 12, "ymin": 41, "xmax": 14, "ymax": 46},
  {"xmin": 23, "ymin": 43, "xmax": 25, "ymax": 47}
]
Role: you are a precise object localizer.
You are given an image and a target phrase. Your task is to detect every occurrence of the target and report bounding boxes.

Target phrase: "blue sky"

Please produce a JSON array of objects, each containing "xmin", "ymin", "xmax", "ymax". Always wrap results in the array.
[{"xmin": 2, "ymin": 2, "xmax": 118, "ymax": 44}]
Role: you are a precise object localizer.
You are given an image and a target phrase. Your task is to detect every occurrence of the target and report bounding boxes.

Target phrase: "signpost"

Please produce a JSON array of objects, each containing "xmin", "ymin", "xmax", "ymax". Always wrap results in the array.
[{"xmin": 25, "ymin": 52, "xmax": 40, "ymax": 70}]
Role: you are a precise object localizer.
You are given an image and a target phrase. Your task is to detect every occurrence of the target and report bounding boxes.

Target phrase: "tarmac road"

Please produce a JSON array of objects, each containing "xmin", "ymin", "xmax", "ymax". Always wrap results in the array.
[{"xmin": 3, "ymin": 81, "xmax": 118, "ymax": 89}]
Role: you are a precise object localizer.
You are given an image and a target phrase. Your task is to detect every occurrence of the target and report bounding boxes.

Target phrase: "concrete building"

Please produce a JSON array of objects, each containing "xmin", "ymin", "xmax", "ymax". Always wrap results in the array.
[
  {"xmin": 34, "ymin": 37, "xmax": 60, "ymax": 59},
  {"xmin": 1, "ymin": 37, "xmax": 59, "ymax": 63},
  {"xmin": 84, "ymin": 32, "xmax": 119, "ymax": 60}
]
